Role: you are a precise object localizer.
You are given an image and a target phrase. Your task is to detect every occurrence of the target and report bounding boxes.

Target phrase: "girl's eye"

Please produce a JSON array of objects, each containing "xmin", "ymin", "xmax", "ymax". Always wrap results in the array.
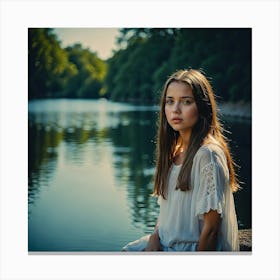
[
  {"xmin": 165, "ymin": 99, "xmax": 192, "ymax": 105},
  {"xmin": 165, "ymin": 99, "xmax": 173, "ymax": 105},
  {"xmin": 182, "ymin": 100, "xmax": 191, "ymax": 105}
]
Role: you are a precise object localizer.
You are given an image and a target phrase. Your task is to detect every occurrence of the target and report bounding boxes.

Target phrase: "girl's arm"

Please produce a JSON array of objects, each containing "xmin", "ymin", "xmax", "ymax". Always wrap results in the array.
[
  {"xmin": 197, "ymin": 210, "xmax": 221, "ymax": 251},
  {"xmin": 144, "ymin": 219, "xmax": 161, "ymax": 251}
]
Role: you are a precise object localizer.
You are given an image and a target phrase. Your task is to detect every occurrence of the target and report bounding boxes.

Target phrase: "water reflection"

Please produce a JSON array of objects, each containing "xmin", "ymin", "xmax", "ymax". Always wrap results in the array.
[
  {"xmin": 108, "ymin": 110, "xmax": 159, "ymax": 233},
  {"xmin": 28, "ymin": 99, "xmax": 251, "ymax": 251}
]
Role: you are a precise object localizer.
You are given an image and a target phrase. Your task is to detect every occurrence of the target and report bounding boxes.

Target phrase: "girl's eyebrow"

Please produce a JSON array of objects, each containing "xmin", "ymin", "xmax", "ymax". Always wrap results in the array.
[{"xmin": 166, "ymin": 96, "xmax": 194, "ymax": 99}]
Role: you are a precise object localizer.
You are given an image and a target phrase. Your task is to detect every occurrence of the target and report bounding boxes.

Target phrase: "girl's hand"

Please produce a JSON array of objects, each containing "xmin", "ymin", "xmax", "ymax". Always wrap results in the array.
[{"xmin": 144, "ymin": 231, "xmax": 162, "ymax": 251}]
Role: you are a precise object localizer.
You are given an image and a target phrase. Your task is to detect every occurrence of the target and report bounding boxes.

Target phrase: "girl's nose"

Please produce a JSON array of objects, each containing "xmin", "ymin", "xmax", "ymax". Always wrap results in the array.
[{"xmin": 172, "ymin": 101, "xmax": 181, "ymax": 113}]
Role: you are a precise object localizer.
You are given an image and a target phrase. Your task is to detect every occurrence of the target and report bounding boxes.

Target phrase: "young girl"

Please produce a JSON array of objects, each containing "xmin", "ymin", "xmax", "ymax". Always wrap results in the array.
[{"xmin": 122, "ymin": 69, "xmax": 240, "ymax": 251}]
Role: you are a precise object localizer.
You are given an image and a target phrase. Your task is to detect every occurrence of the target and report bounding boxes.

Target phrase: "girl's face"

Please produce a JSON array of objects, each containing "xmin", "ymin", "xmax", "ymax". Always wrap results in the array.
[{"xmin": 164, "ymin": 81, "xmax": 199, "ymax": 134}]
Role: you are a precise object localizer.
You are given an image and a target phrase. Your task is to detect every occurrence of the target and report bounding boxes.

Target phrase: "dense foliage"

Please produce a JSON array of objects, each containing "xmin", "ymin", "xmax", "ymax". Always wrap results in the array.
[
  {"xmin": 28, "ymin": 28, "xmax": 106, "ymax": 99},
  {"xmin": 28, "ymin": 28, "xmax": 251, "ymax": 103}
]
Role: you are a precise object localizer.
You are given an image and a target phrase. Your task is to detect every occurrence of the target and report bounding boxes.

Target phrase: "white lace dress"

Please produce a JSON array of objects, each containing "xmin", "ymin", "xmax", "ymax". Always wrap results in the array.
[{"xmin": 122, "ymin": 143, "xmax": 240, "ymax": 251}]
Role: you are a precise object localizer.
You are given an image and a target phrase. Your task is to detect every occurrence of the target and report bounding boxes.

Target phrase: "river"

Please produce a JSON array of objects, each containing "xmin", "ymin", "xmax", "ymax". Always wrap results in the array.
[{"xmin": 28, "ymin": 99, "xmax": 251, "ymax": 252}]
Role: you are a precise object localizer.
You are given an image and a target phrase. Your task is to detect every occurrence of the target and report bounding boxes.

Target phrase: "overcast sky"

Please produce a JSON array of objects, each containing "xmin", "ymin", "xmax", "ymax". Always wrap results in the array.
[{"xmin": 53, "ymin": 28, "xmax": 121, "ymax": 60}]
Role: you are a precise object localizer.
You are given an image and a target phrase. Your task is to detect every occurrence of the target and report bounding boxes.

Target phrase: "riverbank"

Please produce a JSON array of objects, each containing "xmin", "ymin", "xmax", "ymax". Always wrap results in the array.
[
  {"xmin": 29, "ymin": 98, "xmax": 252, "ymax": 120},
  {"xmin": 219, "ymin": 102, "xmax": 251, "ymax": 119},
  {"xmin": 239, "ymin": 229, "xmax": 252, "ymax": 251},
  {"xmin": 127, "ymin": 99, "xmax": 252, "ymax": 120}
]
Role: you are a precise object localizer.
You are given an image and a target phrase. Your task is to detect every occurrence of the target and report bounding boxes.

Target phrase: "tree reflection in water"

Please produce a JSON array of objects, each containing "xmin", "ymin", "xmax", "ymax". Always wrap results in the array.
[
  {"xmin": 109, "ymin": 110, "xmax": 159, "ymax": 233},
  {"xmin": 28, "ymin": 100, "xmax": 160, "ymax": 239}
]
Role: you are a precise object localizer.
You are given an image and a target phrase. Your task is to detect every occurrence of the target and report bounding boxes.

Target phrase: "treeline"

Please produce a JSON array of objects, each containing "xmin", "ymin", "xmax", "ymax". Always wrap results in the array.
[
  {"xmin": 28, "ymin": 28, "xmax": 251, "ymax": 103},
  {"xmin": 28, "ymin": 28, "xmax": 106, "ymax": 99}
]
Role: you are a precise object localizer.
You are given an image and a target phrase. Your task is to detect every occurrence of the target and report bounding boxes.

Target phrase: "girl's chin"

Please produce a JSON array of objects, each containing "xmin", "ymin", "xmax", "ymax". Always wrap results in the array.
[{"xmin": 171, "ymin": 126, "xmax": 193, "ymax": 134}]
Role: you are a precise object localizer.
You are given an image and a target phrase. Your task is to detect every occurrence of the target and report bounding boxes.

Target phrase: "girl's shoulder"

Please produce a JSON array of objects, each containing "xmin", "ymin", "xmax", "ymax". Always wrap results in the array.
[{"xmin": 194, "ymin": 140, "xmax": 226, "ymax": 168}]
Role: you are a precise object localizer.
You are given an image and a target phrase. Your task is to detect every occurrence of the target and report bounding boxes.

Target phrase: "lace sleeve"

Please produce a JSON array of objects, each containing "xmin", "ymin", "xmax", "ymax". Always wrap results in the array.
[{"xmin": 195, "ymin": 162, "xmax": 225, "ymax": 220}]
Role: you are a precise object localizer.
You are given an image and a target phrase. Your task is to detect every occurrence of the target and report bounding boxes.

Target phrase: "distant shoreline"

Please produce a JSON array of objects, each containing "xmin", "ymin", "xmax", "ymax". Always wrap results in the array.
[
  {"xmin": 28, "ymin": 98, "xmax": 252, "ymax": 120},
  {"xmin": 219, "ymin": 102, "xmax": 251, "ymax": 120}
]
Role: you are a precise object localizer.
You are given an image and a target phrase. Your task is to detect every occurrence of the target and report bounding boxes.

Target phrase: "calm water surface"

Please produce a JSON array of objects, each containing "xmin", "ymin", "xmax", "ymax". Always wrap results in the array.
[{"xmin": 28, "ymin": 99, "xmax": 251, "ymax": 252}]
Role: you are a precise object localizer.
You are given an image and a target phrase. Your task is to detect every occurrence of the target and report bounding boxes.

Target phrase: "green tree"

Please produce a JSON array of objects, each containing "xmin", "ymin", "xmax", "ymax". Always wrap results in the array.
[
  {"xmin": 105, "ymin": 28, "xmax": 251, "ymax": 102},
  {"xmin": 28, "ymin": 28, "xmax": 107, "ymax": 99},
  {"xmin": 64, "ymin": 44, "xmax": 107, "ymax": 98},
  {"xmin": 28, "ymin": 28, "xmax": 77, "ymax": 99},
  {"xmin": 105, "ymin": 28, "xmax": 176, "ymax": 102}
]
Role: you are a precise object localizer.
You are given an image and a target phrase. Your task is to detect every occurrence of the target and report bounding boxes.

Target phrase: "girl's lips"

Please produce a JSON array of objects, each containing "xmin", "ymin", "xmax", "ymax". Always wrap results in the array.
[{"xmin": 172, "ymin": 118, "xmax": 183, "ymax": 123}]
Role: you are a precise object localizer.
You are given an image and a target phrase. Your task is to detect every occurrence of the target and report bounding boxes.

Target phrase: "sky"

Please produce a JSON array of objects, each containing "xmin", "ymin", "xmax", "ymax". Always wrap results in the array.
[{"xmin": 53, "ymin": 28, "xmax": 121, "ymax": 60}]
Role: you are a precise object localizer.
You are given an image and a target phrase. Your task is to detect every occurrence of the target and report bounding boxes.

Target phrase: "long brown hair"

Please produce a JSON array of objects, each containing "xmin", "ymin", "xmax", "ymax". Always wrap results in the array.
[{"xmin": 153, "ymin": 69, "xmax": 239, "ymax": 199}]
